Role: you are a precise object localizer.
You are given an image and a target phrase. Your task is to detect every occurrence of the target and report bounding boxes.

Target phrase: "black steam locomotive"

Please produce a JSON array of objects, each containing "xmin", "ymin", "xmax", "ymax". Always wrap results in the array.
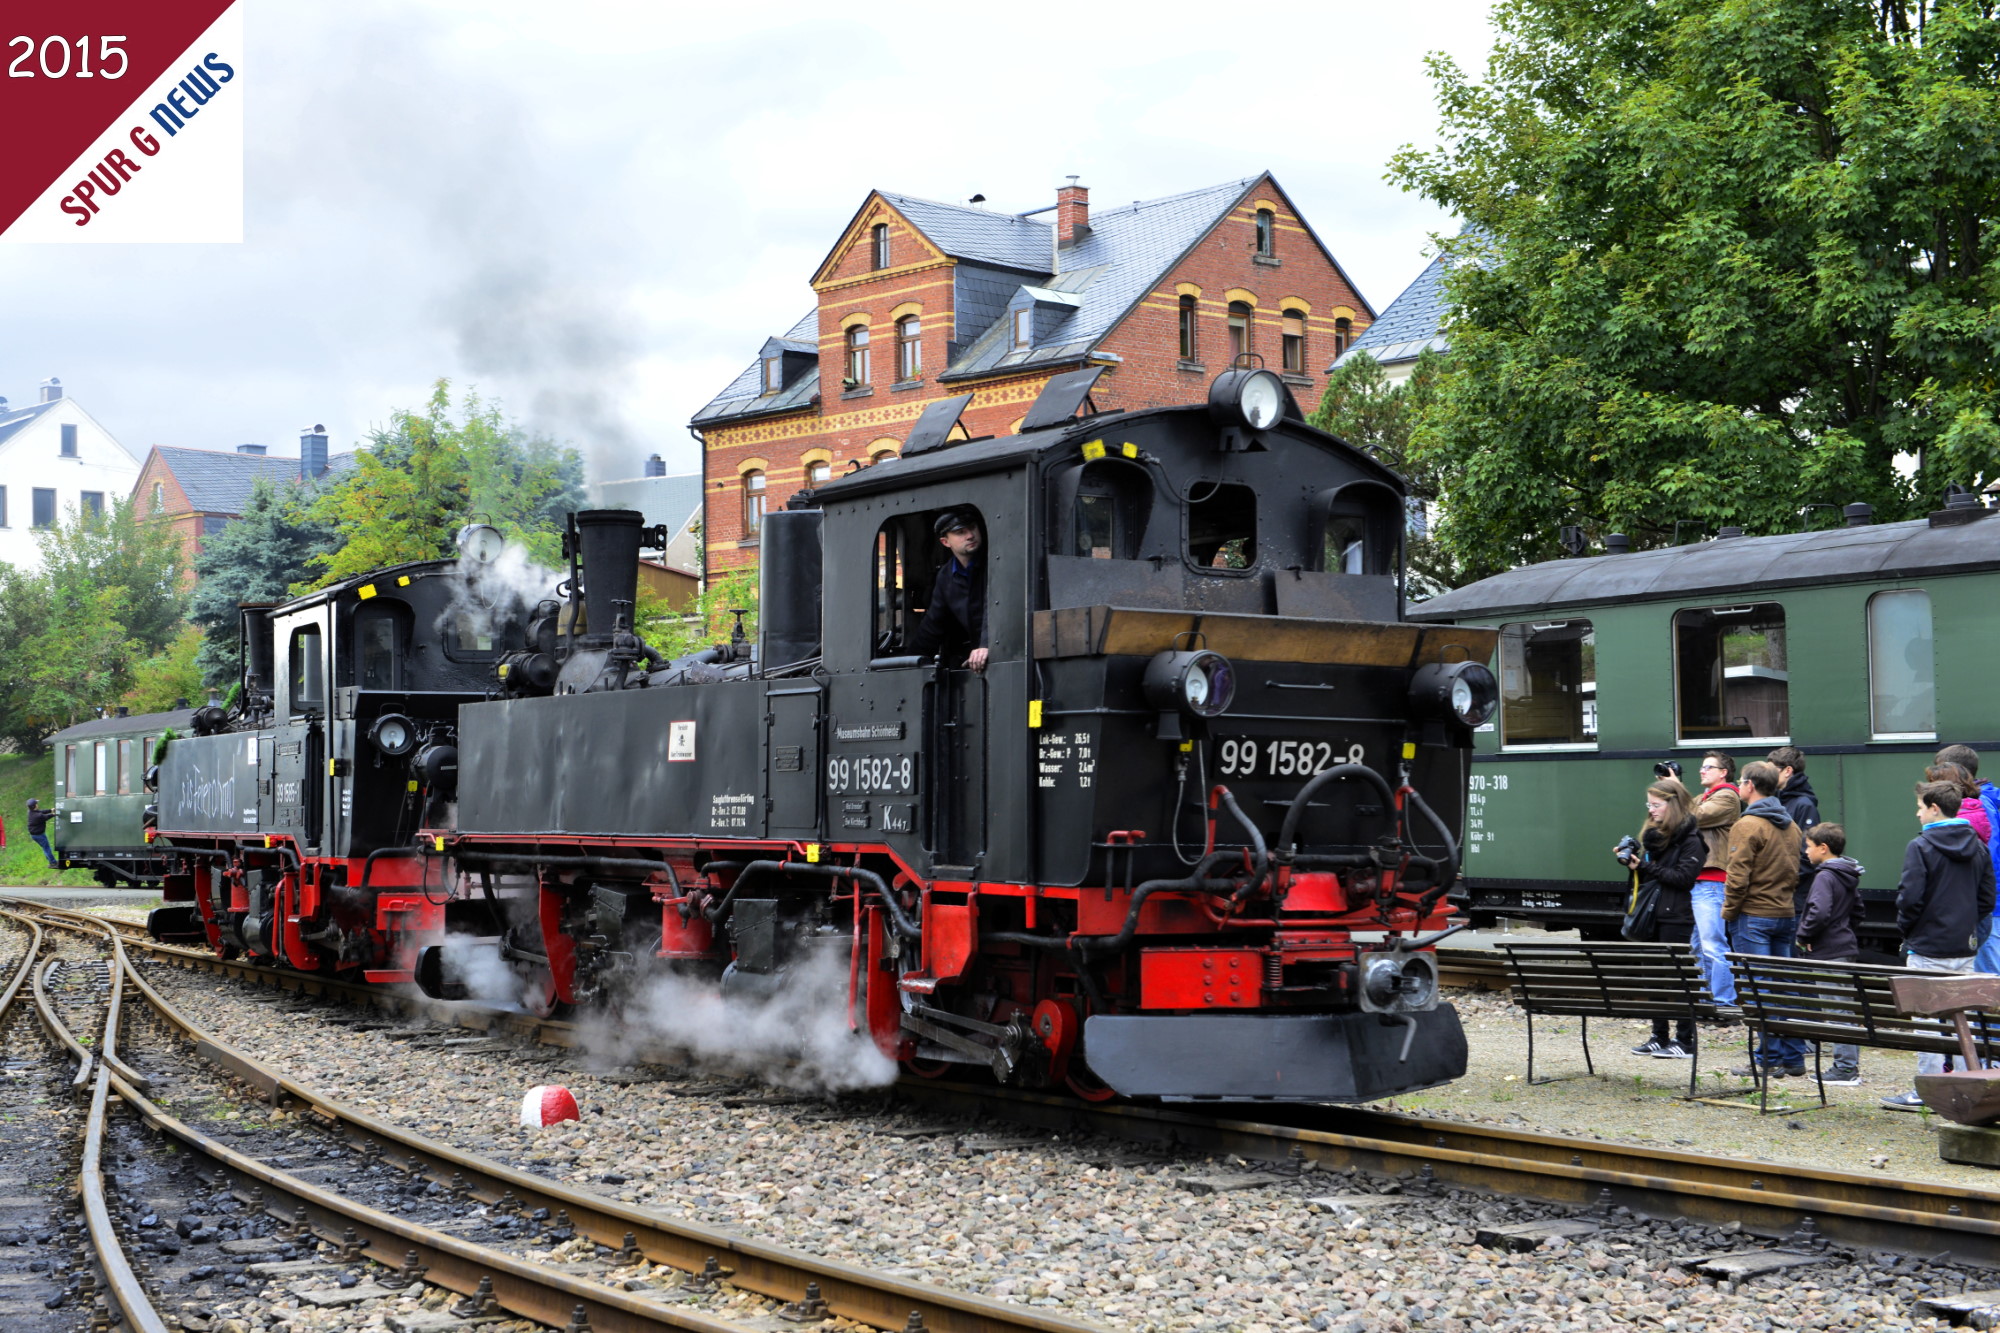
[{"xmin": 147, "ymin": 367, "xmax": 1498, "ymax": 1103}]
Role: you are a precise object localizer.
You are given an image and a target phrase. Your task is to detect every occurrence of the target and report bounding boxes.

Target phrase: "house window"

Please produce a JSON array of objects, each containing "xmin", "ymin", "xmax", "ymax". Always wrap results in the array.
[
  {"xmin": 1227, "ymin": 302, "xmax": 1252, "ymax": 363},
  {"xmin": 1333, "ymin": 317, "xmax": 1353, "ymax": 356},
  {"xmin": 1255, "ymin": 209, "xmax": 1275, "ymax": 257},
  {"xmin": 844, "ymin": 325, "xmax": 870, "ymax": 387},
  {"xmin": 60, "ymin": 423, "xmax": 78, "ymax": 457},
  {"xmin": 0, "ymin": 485, "xmax": 7, "ymax": 527},
  {"xmin": 763, "ymin": 357, "xmax": 784, "ymax": 394},
  {"xmin": 1178, "ymin": 295, "xmax": 1198, "ymax": 360},
  {"xmin": 80, "ymin": 491, "xmax": 104, "ymax": 521},
  {"xmin": 895, "ymin": 314, "xmax": 921, "ymax": 381},
  {"xmin": 1673, "ymin": 603, "xmax": 1789, "ymax": 743},
  {"xmin": 150, "ymin": 481, "xmax": 165, "ymax": 512},
  {"xmin": 1499, "ymin": 621, "xmax": 1597, "ymax": 747},
  {"xmin": 1281, "ymin": 308, "xmax": 1307, "ymax": 373},
  {"xmin": 32, "ymin": 487, "xmax": 56, "ymax": 528},
  {"xmin": 742, "ymin": 470, "xmax": 766, "ymax": 538},
  {"xmin": 1013, "ymin": 308, "xmax": 1033, "ymax": 349},
  {"xmin": 1868, "ymin": 589, "xmax": 1935, "ymax": 738},
  {"xmin": 805, "ymin": 459, "xmax": 831, "ymax": 489},
  {"xmin": 870, "ymin": 447, "xmax": 897, "ymax": 464},
  {"xmin": 871, "ymin": 223, "xmax": 890, "ymax": 269}
]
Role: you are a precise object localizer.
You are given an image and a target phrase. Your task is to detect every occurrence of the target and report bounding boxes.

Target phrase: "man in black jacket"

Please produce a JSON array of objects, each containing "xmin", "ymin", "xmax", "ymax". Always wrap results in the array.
[
  {"xmin": 910, "ymin": 510, "xmax": 989, "ymax": 672},
  {"xmin": 1882, "ymin": 782, "xmax": 1998, "ymax": 1110},
  {"xmin": 26, "ymin": 798, "xmax": 57, "ymax": 868}
]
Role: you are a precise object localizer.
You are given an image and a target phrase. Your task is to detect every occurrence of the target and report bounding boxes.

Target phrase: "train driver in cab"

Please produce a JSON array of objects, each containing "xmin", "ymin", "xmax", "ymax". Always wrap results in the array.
[{"xmin": 912, "ymin": 509, "xmax": 989, "ymax": 673}]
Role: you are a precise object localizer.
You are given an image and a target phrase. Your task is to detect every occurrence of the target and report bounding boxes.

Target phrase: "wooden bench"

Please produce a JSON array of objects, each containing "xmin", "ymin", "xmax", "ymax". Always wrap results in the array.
[
  {"xmin": 1729, "ymin": 954, "xmax": 2000, "ymax": 1113},
  {"xmin": 1499, "ymin": 941, "xmax": 1730, "ymax": 1095}
]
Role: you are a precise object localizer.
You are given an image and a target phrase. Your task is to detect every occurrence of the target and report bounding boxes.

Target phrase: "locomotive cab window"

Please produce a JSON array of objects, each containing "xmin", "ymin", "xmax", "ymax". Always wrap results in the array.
[
  {"xmin": 289, "ymin": 625, "xmax": 325, "ymax": 716},
  {"xmin": 444, "ymin": 610, "xmax": 503, "ymax": 662},
  {"xmin": 874, "ymin": 507, "xmax": 987, "ymax": 661},
  {"xmin": 1187, "ymin": 481, "xmax": 1256, "ymax": 570},
  {"xmin": 1498, "ymin": 620, "xmax": 1596, "ymax": 747},
  {"xmin": 354, "ymin": 601, "xmax": 412, "ymax": 690},
  {"xmin": 1311, "ymin": 484, "xmax": 1399, "ymax": 576},
  {"xmin": 1674, "ymin": 603, "xmax": 1788, "ymax": 743},
  {"xmin": 1869, "ymin": 588, "xmax": 1935, "ymax": 739},
  {"xmin": 1072, "ymin": 462, "xmax": 1148, "ymax": 560}
]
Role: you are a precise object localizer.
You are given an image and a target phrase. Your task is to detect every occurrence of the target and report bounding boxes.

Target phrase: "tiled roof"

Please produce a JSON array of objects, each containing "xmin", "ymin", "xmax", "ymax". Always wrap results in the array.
[
  {"xmin": 691, "ymin": 309, "xmax": 821, "ymax": 428},
  {"xmin": 879, "ymin": 192, "xmax": 1054, "ymax": 271},
  {"xmin": 154, "ymin": 446, "xmax": 355, "ymax": 515},
  {"xmin": 590, "ymin": 472, "xmax": 702, "ymax": 537},
  {"xmin": 1332, "ymin": 228, "xmax": 1487, "ymax": 371},
  {"xmin": 0, "ymin": 398, "xmax": 60, "ymax": 448}
]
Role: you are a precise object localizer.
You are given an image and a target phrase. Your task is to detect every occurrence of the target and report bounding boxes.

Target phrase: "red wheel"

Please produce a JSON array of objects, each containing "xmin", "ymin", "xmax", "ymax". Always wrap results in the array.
[
  {"xmin": 1065, "ymin": 1062, "xmax": 1119, "ymax": 1103},
  {"xmin": 903, "ymin": 1056, "xmax": 956, "ymax": 1080}
]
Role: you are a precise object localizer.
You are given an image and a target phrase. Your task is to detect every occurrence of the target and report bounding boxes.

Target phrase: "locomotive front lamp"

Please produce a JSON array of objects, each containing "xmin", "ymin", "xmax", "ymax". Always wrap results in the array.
[
  {"xmin": 367, "ymin": 713, "xmax": 418, "ymax": 758},
  {"xmin": 456, "ymin": 524, "xmax": 506, "ymax": 563},
  {"xmin": 1207, "ymin": 368, "xmax": 1286, "ymax": 432},
  {"xmin": 1408, "ymin": 661, "xmax": 1498, "ymax": 729},
  {"xmin": 1144, "ymin": 649, "xmax": 1237, "ymax": 728}
]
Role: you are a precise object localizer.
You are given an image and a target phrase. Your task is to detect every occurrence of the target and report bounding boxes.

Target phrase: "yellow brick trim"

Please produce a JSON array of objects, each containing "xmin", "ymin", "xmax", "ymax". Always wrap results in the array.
[
  {"xmin": 1224, "ymin": 287, "xmax": 1258, "ymax": 308},
  {"xmin": 1327, "ymin": 305, "xmax": 1357, "ymax": 321},
  {"xmin": 888, "ymin": 300, "xmax": 924, "ymax": 323},
  {"xmin": 868, "ymin": 436, "xmax": 901, "ymax": 457},
  {"xmin": 705, "ymin": 373, "xmax": 1057, "ymax": 451},
  {"xmin": 811, "ymin": 196, "xmax": 948, "ymax": 288},
  {"xmin": 840, "ymin": 311, "xmax": 872, "ymax": 332},
  {"xmin": 1280, "ymin": 296, "xmax": 1311, "ymax": 314},
  {"xmin": 800, "ymin": 446, "xmax": 832, "ymax": 466},
  {"xmin": 1175, "ymin": 281, "xmax": 1202, "ymax": 298},
  {"xmin": 737, "ymin": 455, "xmax": 770, "ymax": 475},
  {"xmin": 1253, "ymin": 198, "xmax": 1277, "ymax": 214}
]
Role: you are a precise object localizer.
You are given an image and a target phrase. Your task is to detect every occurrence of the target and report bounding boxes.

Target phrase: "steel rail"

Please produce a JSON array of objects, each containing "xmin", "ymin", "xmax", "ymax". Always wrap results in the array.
[
  {"xmin": 0, "ymin": 908, "xmax": 45, "ymax": 1022},
  {"xmin": 52, "ymin": 912, "xmax": 1107, "ymax": 1333},
  {"xmin": 80, "ymin": 952, "xmax": 173, "ymax": 1333}
]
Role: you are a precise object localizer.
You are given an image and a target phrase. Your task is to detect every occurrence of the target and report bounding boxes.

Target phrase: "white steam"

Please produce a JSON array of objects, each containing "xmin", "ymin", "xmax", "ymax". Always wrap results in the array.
[
  {"xmin": 440, "ymin": 932, "xmax": 531, "ymax": 1011},
  {"xmin": 440, "ymin": 541, "xmax": 562, "ymax": 647},
  {"xmin": 580, "ymin": 948, "xmax": 898, "ymax": 1094}
]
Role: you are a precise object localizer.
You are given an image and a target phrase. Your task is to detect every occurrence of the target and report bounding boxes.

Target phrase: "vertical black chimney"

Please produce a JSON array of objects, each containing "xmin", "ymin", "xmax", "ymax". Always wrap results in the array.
[
  {"xmin": 644, "ymin": 453, "xmax": 666, "ymax": 478},
  {"xmin": 300, "ymin": 424, "xmax": 328, "ymax": 481},
  {"xmin": 575, "ymin": 509, "xmax": 645, "ymax": 643}
]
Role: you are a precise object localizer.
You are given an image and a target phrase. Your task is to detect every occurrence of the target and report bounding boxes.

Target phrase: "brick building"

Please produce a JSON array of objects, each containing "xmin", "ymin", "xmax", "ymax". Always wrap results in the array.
[
  {"xmin": 132, "ymin": 425, "xmax": 350, "ymax": 573},
  {"xmin": 691, "ymin": 173, "xmax": 1373, "ymax": 572}
]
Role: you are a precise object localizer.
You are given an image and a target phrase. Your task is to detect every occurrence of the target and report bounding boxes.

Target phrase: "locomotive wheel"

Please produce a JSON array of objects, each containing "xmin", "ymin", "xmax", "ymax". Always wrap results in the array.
[
  {"xmin": 904, "ymin": 1055, "xmax": 956, "ymax": 1080},
  {"xmin": 1064, "ymin": 1062, "xmax": 1120, "ymax": 1103}
]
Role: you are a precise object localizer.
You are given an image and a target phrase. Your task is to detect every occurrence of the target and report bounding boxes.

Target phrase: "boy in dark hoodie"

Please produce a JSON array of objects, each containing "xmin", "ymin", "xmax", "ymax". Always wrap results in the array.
[
  {"xmin": 1882, "ymin": 782, "xmax": 1999, "ymax": 1110},
  {"xmin": 1797, "ymin": 823, "xmax": 1865, "ymax": 1086}
]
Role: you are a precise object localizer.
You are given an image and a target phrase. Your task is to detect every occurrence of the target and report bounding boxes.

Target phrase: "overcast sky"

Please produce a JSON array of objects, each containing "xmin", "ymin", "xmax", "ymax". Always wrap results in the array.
[{"xmin": 1, "ymin": 0, "xmax": 1497, "ymax": 485}]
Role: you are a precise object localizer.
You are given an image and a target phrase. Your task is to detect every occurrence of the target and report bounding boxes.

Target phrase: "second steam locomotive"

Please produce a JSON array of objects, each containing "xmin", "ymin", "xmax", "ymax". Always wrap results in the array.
[{"xmin": 121, "ymin": 367, "xmax": 1496, "ymax": 1102}]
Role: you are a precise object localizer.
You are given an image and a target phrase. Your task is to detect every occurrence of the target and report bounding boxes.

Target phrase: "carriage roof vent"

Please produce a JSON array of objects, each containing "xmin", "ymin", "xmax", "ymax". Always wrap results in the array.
[
  {"xmin": 1844, "ymin": 502, "xmax": 1873, "ymax": 527},
  {"xmin": 1603, "ymin": 533, "xmax": 1631, "ymax": 554},
  {"xmin": 1930, "ymin": 484, "xmax": 1992, "ymax": 528},
  {"xmin": 1715, "ymin": 526, "xmax": 1745, "ymax": 539}
]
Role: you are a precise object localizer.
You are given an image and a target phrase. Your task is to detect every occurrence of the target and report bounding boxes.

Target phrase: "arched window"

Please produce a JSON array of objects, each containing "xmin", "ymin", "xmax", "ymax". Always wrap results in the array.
[
  {"xmin": 742, "ymin": 470, "xmax": 766, "ymax": 538},
  {"xmin": 1255, "ymin": 209, "xmax": 1275, "ymax": 257},
  {"xmin": 1228, "ymin": 301, "xmax": 1252, "ymax": 363},
  {"xmin": 870, "ymin": 448, "xmax": 897, "ymax": 464},
  {"xmin": 1178, "ymin": 295, "xmax": 1198, "ymax": 361},
  {"xmin": 871, "ymin": 223, "xmax": 890, "ymax": 269},
  {"xmin": 1333, "ymin": 317, "xmax": 1353, "ymax": 356},
  {"xmin": 805, "ymin": 459, "xmax": 831, "ymax": 489},
  {"xmin": 1281, "ymin": 308, "xmax": 1307, "ymax": 373},
  {"xmin": 150, "ymin": 481, "xmax": 165, "ymax": 512},
  {"xmin": 895, "ymin": 314, "xmax": 921, "ymax": 381},
  {"xmin": 844, "ymin": 325, "xmax": 870, "ymax": 387}
]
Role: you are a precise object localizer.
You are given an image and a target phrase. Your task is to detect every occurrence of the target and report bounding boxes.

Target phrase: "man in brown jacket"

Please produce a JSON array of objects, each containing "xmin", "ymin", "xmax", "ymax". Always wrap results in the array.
[
  {"xmin": 1726, "ymin": 760, "xmax": 1807, "ymax": 1077},
  {"xmin": 1691, "ymin": 751, "xmax": 1742, "ymax": 1003}
]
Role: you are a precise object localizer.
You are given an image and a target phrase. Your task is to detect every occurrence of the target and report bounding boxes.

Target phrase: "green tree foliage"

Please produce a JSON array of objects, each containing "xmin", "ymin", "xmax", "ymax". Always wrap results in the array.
[
  {"xmin": 640, "ymin": 569, "xmax": 759, "ymax": 660},
  {"xmin": 0, "ymin": 498, "xmax": 185, "ymax": 752},
  {"xmin": 301, "ymin": 380, "xmax": 584, "ymax": 589},
  {"xmin": 121, "ymin": 624, "xmax": 207, "ymax": 714},
  {"xmin": 1308, "ymin": 349, "xmax": 1464, "ymax": 593},
  {"xmin": 1390, "ymin": 0, "xmax": 2000, "ymax": 575},
  {"xmin": 188, "ymin": 475, "xmax": 339, "ymax": 688}
]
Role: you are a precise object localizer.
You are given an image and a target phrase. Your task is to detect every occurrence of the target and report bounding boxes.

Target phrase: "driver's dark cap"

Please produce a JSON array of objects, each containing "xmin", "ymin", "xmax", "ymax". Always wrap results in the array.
[{"xmin": 934, "ymin": 510, "xmax": 976, "ymax": 538}]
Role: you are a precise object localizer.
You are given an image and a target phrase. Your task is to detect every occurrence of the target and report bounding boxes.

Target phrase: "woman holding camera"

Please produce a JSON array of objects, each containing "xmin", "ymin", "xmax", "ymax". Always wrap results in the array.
[{"xmin": 1620, "ymin": 778, "xmax": 1708, "ymax": 1058}]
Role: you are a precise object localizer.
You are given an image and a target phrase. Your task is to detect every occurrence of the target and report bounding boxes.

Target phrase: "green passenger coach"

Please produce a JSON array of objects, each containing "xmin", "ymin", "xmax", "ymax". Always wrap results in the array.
[
  {"xmin": 1410, "ymin": 497, "xmax": 2000, "ymax": 955},
  {"xmin": 47, "ymin": 707, "xmax": 195, "ymax": 888}
]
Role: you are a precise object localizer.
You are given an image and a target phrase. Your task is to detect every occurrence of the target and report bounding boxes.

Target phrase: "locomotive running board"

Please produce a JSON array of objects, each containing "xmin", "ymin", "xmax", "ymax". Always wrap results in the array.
[{"xmin": 1079, "ymin": 1007, "xmax": 1468, "ymax": 1103}]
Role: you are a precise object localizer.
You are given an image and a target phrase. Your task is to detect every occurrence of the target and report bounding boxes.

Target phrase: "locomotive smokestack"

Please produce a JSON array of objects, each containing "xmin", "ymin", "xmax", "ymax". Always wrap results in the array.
[{"xmin": 575, "ymin": 509, "xmax": 645, "ymax": 641}]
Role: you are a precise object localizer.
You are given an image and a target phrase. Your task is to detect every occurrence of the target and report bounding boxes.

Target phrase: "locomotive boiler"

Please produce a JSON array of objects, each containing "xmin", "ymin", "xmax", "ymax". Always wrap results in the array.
[{"xmin": 427, "ymin": 368, "xmax": 1499, "ymax": 1101}]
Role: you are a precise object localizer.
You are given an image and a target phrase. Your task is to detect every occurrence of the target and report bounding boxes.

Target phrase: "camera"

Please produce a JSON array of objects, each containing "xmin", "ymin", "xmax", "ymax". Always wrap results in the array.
[
  {"xmin": 1613, "ymin": 834, "xmax": 1641, "ymax": 865},
  {"xmin": 1652, "ymin": 760, "xmax": 1683, "ymax": 780}
]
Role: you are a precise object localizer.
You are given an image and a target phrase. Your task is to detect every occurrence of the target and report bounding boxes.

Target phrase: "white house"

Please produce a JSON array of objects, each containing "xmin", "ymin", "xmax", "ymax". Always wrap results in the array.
[{"xmin": 0, "ymin": 378, "xmax": 143, "ymax": 573}]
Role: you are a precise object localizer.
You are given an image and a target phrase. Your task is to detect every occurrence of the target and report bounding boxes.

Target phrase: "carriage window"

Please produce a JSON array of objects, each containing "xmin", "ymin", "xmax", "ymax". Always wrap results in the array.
[
  {"xmin": 289, "ymin": 626, "xmax": 324, "ymax": 715},
  {"xmin": 1674, "ymin": 603, "xmax": 1788, "ymax": 742},
  {"xmin": 355, "ymin": 603, "xmax": 407, "ymax": 690},
  {"xmin": 1187, "ymin": 482, "xmax": 1256, "ymax": 569},
  {"xmin": 94, "ymin": 742, "xmax": 109, "ymax": 795},
  {"xmin": 1499, "ymin": 621, "xmax": 1597, "ymax": 747},
  {"xmin": 64, "ymin": 745, "xmax": 77, "ymax": 796},
  {"xmin": 1869, "ymin": 589, "xmax": 1935, "ymax": 738},
  {"xmin": 118, "ymin": 740, "xmax": 133, "ymax": 794}
]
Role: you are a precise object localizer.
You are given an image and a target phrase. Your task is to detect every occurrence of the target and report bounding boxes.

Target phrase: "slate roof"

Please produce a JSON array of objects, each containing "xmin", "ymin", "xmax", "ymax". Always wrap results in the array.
[
  {"xmin": 1333, "ymin": 252, "xmax": 1449, "ymax": 371},
  {"xmin": 154, "ymin": 446, "xmax": 355, "ymax": 515},
  {"xmin": 590, "ymin": 471, "xmax": 702, "ymax": 537},
  {"xmin": 0, "ymin": 398, "xmax": 60, "ymax": 448},
  {"xmin": 878, "ymin": 192, "xmax": 1055, "ymax": 271},
  {"xmin": 691, "ymin": 309, "xmax": 821, "ymax": 428}
]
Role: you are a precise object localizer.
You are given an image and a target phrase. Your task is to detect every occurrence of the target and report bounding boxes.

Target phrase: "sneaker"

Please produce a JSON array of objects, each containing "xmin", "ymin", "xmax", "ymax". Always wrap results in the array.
[
  {"xmin": 1730, "ymin": 1062, "xmax": 1775, "ymax": 1079},
  {"xmin": 1652, "ymin": 1041, "xmax": 1695, "ymax": 1060},
  {"xmin": 1821, "ymin": 1070, "xmax": 1864, "ymax": 1088},
  {"xmin": 1630, "ymin": 1039, "xmax": 1665, "ymax": 1057},
  {"xmin": 1881, "ymin": 1090, "xmax": 1926, "ymax": 1111},
  {"xmin": 1779, "ymin": 1063, "xmax": 1807, "ymax": 1078}
]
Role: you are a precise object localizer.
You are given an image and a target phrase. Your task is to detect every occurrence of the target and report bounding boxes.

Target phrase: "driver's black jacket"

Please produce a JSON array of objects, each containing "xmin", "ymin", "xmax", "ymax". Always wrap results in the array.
[{"xmin": 910, "ymin": 555, "xmax": 986, "ymax": 666}]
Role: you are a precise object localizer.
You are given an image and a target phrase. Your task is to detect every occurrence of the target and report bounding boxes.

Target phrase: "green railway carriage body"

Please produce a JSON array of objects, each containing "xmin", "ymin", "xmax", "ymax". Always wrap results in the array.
[
  {"xmin": 1411, "ymin": 510, "xmax": 2000, "ymax": 951},
  {"xmin": 47, "ymin": 708, "xmax": 195, "ymax": 887}
]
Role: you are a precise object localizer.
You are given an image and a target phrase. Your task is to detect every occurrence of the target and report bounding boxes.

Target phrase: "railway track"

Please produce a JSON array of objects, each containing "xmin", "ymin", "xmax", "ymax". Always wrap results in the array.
[
  {"xmin": 16, "ymin": 902, "xmax": 1999, "ymax": 1272},
  {"xmin": 10, "ymin": 902, "xmax": 1108, "ymax": 1333}
]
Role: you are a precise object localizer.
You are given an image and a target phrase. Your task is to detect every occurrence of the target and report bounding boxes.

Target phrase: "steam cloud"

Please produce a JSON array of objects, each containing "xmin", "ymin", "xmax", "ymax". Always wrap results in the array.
[
  {"xmin": 578, "ymin": 948, "xmax": 898, "ymax": 1094},
  {"xmin": 437, "ymin": 540, "xmax": 561, "ymax": 647},
  {"xmin": 439, "ymin": 931, "xmax": 531, "ymax": 1011}
]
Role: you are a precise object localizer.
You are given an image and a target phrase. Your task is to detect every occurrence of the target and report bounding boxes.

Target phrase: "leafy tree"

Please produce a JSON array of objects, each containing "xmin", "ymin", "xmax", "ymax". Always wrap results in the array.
[
  {"xmin": 189, "ymin": 476, "xmax": 339, "ymax": 687},
  {"xmin": 1308, "ymin": 348, "xmax": 1464, "ymax": 593},
  {"xmin": 301, "ymin": 380, "xmax": 584, "ymax": 589},
  {"xmin": 122, "ymin": 624, "xmax": 207, "ymax": 714},
  {"xmin": 640, "ymin": 569, "xmax": 759, "ymax": 660},
  {"xmin": 34, "ymin": 495, "xmax": 186, "ymax": 654},
  {"xmin": 1390, "ymin": 0, "xmax": 2000, "ymax": 575}
]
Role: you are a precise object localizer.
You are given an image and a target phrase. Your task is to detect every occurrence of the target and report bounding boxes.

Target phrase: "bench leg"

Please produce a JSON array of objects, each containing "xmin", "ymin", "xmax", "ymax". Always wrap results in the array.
[{"xmin": 1581, "ymin": 1015, "xmax": 1594, "ymax": 1078}]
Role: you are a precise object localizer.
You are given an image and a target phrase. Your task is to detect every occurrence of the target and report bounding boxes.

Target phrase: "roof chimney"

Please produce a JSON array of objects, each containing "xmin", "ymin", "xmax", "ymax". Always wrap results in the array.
[
  {"xmin": 1843, "ymin": 502, "xmax": 1874, "ymax": 527},
  {"xmin": 300, "ymin": 424, "xmax": 328, "ymax": 481},
  {"xmin": 39, "ymin": 376, "xmax": 61, "ymax": 403},
  {"xmin": 236, "ymin": 443, "xmax": 266, "ymax": 455},
  {"xmin": 1057, "ymin": 176, "xmax": 1089, "ymax": 247},
  {"xmin": 644, "ymin": 453, "xmax": 666, "ymax": 478},
  {"xmin": 1604, "ymin": 533, "xmax": 1631, "ymax": 554}
]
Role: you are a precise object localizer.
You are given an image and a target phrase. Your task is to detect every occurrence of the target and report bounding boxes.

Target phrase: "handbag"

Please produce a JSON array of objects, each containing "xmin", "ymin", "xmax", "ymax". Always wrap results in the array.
[{"xmin": 1620, "ymin": 865, "xmax": 1661, "ymax": 942}]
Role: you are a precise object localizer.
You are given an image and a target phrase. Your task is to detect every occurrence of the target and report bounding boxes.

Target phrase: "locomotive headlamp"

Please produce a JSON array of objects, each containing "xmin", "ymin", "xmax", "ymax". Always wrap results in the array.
[
  {"xmin": 367, "ymin": 712, "xmax": 418, "ymax": 758},
  {"xmin": 456, "ymin": 523, "xmax": 506, "ymax": 563},
  {"xmin": 1408, "ymin": 661, "xmax": 1498, "ymax": 729},
  {"xmin": 1357, "ymin": 951, "xmax": 1441, "ymax": 1014},
  {"xmin": 1208, "ymin": 368, "xmax": 1286, "ymax": 432},
  {"xmin": 1144, "ymin": 649, "xmax": 1237, "ymax": 720}
]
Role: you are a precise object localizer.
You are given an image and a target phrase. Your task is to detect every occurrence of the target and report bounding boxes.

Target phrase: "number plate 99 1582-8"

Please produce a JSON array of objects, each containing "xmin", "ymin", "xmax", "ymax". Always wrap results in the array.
[
  {"xmin": 1215, "ymin": 738, "xmax": 1365, "ymax": 779},
  {"xmin": 827, "ymin": 753, "xmax": 914, "ymax": 794}
]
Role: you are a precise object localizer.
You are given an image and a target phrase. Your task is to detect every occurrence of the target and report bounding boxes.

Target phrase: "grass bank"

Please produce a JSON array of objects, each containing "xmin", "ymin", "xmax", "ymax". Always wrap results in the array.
[{"xmin": 0, "ymin": 751, "xmax": 100, "ymax": 888}]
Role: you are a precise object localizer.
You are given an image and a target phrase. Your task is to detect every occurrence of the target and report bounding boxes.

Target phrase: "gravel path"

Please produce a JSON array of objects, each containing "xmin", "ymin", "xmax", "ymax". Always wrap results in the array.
[{"xmin": 133, "ymin": 961, "xmax": 1993, "ymax": 1332}]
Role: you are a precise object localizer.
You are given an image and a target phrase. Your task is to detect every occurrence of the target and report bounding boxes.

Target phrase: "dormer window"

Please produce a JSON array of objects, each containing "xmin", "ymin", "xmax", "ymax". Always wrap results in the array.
[
  {"xmin": 871, "ymin": 223, "xmax": 890, "ymax": 269},
  {"xmin": 1255, "ymin": 209, "xmax": 1275, "ymax": 257},
  {"xmin": 60, "ymin": 423, "xmax": 78, "ymax": 457},
  {"xmin": 1012, "ymin": 309, "xmax": 1033, "ymax": 349}
]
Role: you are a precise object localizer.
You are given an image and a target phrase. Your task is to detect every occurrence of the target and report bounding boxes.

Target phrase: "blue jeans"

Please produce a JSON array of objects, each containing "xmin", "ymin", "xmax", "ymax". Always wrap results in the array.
[
  {"xmin": 1976, "ymin": 916, "xmax": 2000, "ymax": 977},
  {"xmin": 1733, "ymin": 913, "xmax": 1809, "ymax": 1067},
  {"xmin": 1690, "ymin": 879, "xmax": 1735, "ymax": 1005},
  {"xmin": 29, "ymin": 833, "xmax": 56, "ymax": 867}
]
